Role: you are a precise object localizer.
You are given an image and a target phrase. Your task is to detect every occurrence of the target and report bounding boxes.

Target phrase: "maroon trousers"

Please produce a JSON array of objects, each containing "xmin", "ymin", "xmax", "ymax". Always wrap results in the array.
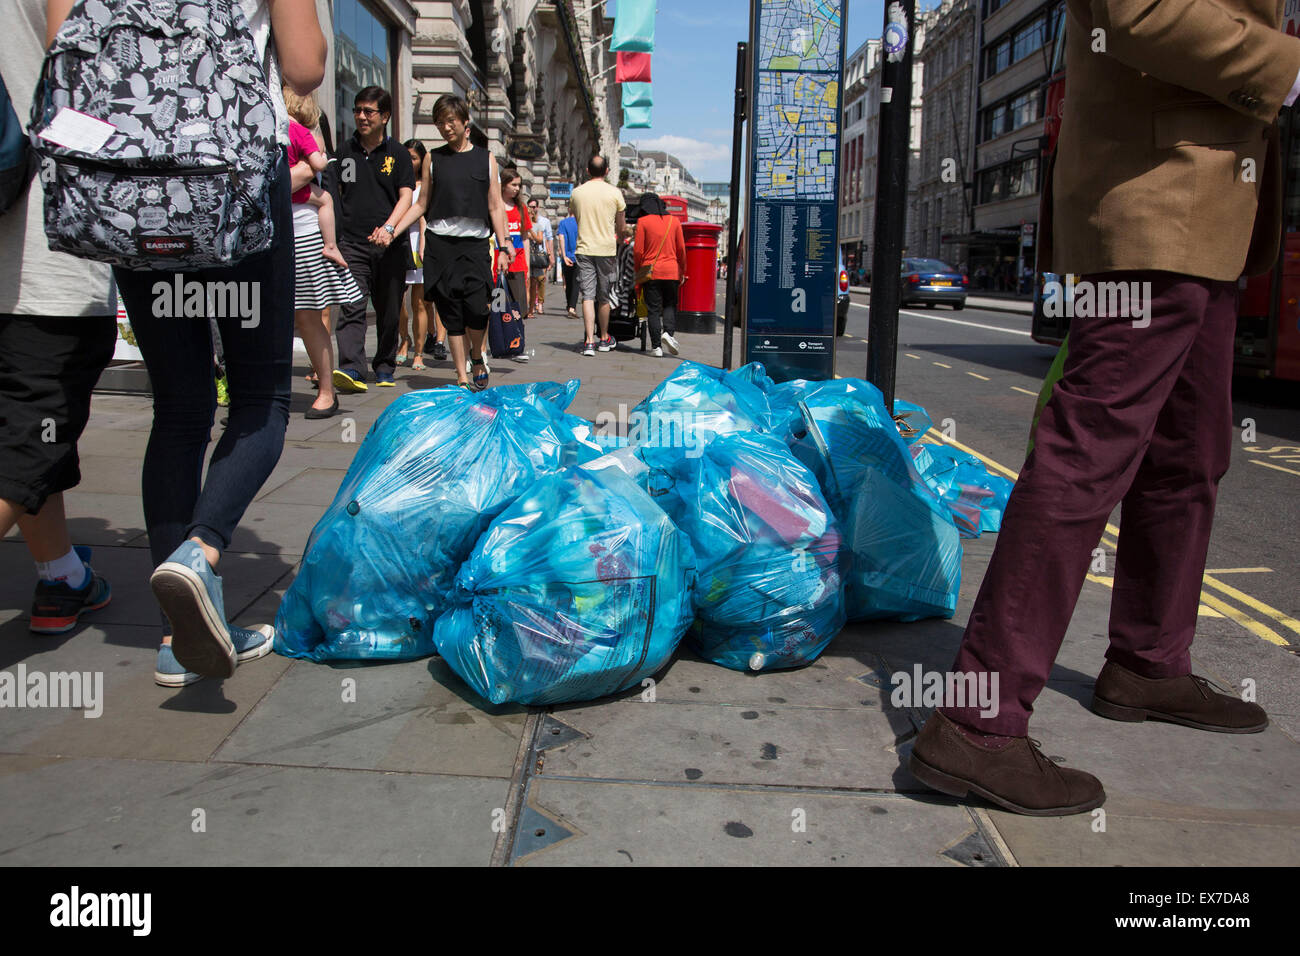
[{"xmin": 941, "ymin": 271, "xmax": 1238, "ymax": 736}]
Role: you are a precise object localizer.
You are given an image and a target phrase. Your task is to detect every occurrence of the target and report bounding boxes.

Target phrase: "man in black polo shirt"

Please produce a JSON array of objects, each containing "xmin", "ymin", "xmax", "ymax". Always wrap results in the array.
[{"xmin": 331, "ymin": 85, "xmax": 415, "ymax": 390}]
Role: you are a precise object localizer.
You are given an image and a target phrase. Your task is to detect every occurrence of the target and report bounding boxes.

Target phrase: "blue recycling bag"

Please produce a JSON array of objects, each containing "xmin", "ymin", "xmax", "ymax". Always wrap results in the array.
[
  {"xmin": 435, "ymin": 463, "xmax": 697, "ymax": 705},
  {"xmin": 629, "ymin": 361, "xmax": 775, "ymax": 468},
  {"xmin": 651, "ymin": 432, "xmax": 846, "ymax": 671},
  {"xmin": 913, "ymin": 441, "xmax": 1014, "ymax": 536},
  {"xmin": 274, "ymin": 383, "xmax": 601, "ymax": 662},
  {"xmin": 770, "ymin": 378, "xmax": 962, "ymax": 622},
  {"xmin": 892, "ymin": 398, "xmax": 934, "ymax": 441}
]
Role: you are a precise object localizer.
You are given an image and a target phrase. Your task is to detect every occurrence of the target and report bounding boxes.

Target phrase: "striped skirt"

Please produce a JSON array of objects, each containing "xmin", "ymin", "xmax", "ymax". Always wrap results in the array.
[{"xmin": 293, "ymin": 226, "xmax": 363, "ymax": 310}]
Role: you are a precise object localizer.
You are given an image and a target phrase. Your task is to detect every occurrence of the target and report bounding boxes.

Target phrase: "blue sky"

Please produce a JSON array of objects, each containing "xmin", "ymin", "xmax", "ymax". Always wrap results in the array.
[{"xmin": 616, "ymin": 0, "xmax": 919, "ymax": 183}]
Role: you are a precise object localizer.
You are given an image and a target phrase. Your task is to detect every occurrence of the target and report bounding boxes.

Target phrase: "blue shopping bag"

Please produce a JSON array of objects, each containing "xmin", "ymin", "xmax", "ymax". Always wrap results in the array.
[{"xmin": 488, "ymin": 271, "xmax": 525, "ymax": 358}]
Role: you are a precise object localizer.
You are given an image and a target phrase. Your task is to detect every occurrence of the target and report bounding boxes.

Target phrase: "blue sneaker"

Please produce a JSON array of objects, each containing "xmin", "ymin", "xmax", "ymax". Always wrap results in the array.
[
  {"xmin": 30, "ymin": 545, "xmax": 111, "ymax": 634},
  {"xmin": 149, "ymin": 541, "xmax": 235, "ymax": 679},
  {"xmin": 332, "ymin": 368, "xmax": 368, "ymax": 393},
  {"xmin": 154, "ymin": 643, "xmax": 202, "ymax": 687},
  {"xmin": 154, "ymin": 624, "xmax": 276, "ymax": 688},
  {"xmin": 376, "ymin": 371, "xmax": 396, "ymax": 387},
  {"xmin": 230, "ymin": 623, "xmax": 276, "ymax": 663}
]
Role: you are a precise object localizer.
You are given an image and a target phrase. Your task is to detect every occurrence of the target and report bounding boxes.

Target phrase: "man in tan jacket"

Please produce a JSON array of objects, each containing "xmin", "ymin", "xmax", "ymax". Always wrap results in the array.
[{"xmin": 910, "ymin": 0, "xmax": 1300, "ymax": 815}]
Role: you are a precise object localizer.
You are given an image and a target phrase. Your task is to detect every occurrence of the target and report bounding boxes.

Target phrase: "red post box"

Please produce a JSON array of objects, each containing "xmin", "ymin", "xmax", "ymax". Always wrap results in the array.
[{"xmin": 678, "ymin": 221, "xmax": 724, "ymax": 334}]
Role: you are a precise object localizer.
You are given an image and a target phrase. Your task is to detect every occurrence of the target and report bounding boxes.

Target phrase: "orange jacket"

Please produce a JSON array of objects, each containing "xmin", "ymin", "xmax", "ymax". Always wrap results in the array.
[{"xmin": 634, "ymin": 214, "xmax": 687, "ymax": 282}]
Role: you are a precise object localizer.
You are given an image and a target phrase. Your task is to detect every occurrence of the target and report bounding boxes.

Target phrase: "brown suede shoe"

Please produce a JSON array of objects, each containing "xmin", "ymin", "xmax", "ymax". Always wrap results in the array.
[
  {"xmin": 909, "ymin": 711, "xmax": 1106, "ymax": 816},
  {"xmin": 1091, "ymin": 661, "xmax": 1268, "ymax": 733}
]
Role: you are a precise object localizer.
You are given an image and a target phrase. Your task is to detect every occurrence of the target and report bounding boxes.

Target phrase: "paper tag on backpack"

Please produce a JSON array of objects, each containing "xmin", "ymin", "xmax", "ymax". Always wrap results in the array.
[{"xmin": 38, "ymin": 108, "xmax": 116, "ymax": 154}]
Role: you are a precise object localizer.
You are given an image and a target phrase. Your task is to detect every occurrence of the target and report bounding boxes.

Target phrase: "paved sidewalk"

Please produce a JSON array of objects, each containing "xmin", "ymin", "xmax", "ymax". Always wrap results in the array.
[{"xmin": 1, "ymin": 288, "xmax": 1296, "ymax": 866}]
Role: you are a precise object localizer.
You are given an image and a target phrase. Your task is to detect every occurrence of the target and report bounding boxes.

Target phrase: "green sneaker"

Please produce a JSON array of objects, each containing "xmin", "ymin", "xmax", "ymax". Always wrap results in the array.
[{"xmin": 215, "ymin": 375, "xmax": 230, "ymax": 407}]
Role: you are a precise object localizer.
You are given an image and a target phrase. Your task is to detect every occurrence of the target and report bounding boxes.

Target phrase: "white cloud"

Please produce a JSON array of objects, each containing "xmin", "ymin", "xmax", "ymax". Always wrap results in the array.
[{"xmin": 626, "ymin": 134, "xmax": 731, "ymax": 171}]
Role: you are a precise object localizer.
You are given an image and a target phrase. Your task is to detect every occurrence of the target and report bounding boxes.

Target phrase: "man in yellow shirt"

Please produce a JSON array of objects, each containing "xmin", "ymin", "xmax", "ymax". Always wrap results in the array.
[{"xmin": 569, "ymin": 155, "xmax": 626, "ymax": 355}]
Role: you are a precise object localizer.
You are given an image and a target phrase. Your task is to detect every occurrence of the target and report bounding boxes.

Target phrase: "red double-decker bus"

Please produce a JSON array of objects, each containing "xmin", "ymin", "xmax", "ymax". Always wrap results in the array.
[{"xmin": 1031, "ymin": 20, "xmax": 1300, "ymax": 382}]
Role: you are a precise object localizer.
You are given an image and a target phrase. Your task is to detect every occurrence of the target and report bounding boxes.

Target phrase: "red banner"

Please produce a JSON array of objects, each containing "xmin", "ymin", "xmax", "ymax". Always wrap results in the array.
[{"xmin": 615, "ymin": 51, "xmax": 652, "ymax": 83}]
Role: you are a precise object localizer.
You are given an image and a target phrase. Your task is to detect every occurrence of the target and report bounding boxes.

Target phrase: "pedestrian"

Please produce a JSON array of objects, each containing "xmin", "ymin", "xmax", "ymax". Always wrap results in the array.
[
  {"xmin": 0, "ymin": 0, "xmax": 118, "ymax": 638},
  {"xmin": 556, "ymin": 203, "xmax": 579, "ymax": 317},
  {"xmin": 499, "ymin": 168, "xmax": 532, "ymax": 317},
  {"xmin": 633, "ymin": 192, "xmax": 687, "ymax": 358},
  {"xmin": 107, "ymin": 0, "xmax": 327, "ymax": 685},
  {"xmin": 908, "ymin": 2, "xmax": 1292, "ymax": 816},
  {"xmin": 393, "ymin": 94, "xmax": 510, "ymax": 391},
  {"xmin": 527, "ymin": 198, "xmax": 554, "ymax": 315},
  {"xmin": 330, "ymin": 85, "xmax": 415, "ymax": 392},
  {"xmin": 282, "ymin": 89, "xmax": 361, "ymax": 420},
  {"xmin": 395, "ymin": 138, "xmax": 432, "ymax": 372},
  {"xmin": 570, "ymin": 155, "xmax": 627, "ymax": 355}
]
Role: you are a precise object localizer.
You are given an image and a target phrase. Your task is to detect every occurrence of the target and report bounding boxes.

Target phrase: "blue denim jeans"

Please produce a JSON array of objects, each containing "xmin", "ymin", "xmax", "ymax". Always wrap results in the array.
[{"xmin": 114, "ymin": 157, "xmax": 294, "ymax": 569}]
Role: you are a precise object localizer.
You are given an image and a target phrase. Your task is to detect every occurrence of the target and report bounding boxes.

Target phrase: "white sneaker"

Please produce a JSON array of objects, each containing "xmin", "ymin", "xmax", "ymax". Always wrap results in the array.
[
  {"xmin": 661, "ymin": 332, "xmax": 680, "ymax": 355},
  {"xmin": 651, "ymin": 346, "xmax": 663, "ymax": 357},
  {"xmin": 582, "ymin": 341, "xmax": 595, "ymax": 356}
]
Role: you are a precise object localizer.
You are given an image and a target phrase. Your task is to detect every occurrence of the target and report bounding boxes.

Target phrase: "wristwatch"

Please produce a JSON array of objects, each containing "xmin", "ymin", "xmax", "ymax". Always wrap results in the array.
[{"xmin": 383, "ymin": 224, "xmax": 395, "ymax": 235}]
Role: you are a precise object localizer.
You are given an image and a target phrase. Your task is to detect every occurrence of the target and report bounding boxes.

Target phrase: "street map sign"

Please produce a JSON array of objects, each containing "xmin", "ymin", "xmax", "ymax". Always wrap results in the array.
[{"xmin": 742, "ymin": 0, "xmax": 847, "ymax": 382}]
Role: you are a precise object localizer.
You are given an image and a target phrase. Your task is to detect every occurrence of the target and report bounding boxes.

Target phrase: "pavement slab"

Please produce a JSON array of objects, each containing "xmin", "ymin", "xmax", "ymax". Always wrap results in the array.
[
  {"xmin": 513, "ymin": 780, "xmax": 998, "ymax": 866},
  {"xmin": 0, "ymin": 754, "xmax": 505, "ymax": 866},
  {"xmin": 215, "ymin": 657, "xmax": 526, "ymax": 780}
]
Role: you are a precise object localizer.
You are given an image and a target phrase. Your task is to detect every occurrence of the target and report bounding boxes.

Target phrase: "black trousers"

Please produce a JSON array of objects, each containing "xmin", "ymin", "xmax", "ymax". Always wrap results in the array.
[
  {"xmin": 563, "ymin": 260, "xmax": 579, "ymax": 311},
  {"xmin": 643, "ymin": 279, "xmax": 678, "ymax": 347},
  {"xmin": 336, "ymin": 237, "xmax": 407, "ymax": 379}
]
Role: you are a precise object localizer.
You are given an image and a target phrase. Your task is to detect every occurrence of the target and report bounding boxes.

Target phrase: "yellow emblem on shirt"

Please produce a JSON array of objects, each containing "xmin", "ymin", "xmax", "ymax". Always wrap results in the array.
[{"xmin": 381, "ymin": 156, "xmax": 394, "ymax": 175}]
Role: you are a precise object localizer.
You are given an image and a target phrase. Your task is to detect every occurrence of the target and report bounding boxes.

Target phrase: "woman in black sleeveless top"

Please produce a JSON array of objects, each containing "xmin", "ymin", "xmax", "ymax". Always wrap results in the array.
[{"xmin": 394, "ymin": 95, "xmax": 510, "ymax": 390}]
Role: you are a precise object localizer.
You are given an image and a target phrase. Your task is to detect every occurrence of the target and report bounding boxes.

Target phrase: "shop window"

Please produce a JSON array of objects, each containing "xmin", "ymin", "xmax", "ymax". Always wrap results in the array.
[{"xmin": 334, "ymin": 0, "xmax": 395, "ymax": 143}]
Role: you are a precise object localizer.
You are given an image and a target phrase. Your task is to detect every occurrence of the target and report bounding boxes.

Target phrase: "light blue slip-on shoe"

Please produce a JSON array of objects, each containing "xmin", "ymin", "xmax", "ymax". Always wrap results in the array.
[
  {"xmin": 231, "ymin": 624, "xmax": 276, "ymax": 663},
  {"xmin": 154, "ymin": 626, "xmax": 275, "ymax": 688},
  {"xmin": 155, "ymin": 643, "xmax": 202, "ymax": 688},
  {"xmin": 150, "ymin": 541, "xmax": 235, "ymax": 679}
]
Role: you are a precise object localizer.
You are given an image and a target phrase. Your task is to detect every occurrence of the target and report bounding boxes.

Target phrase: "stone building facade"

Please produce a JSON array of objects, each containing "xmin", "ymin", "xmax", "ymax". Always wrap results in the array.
[
  {"xmin": 915, "ymin": 0, "xmax": 977, "ymax": 270},
  {"xmin": 841, "ymin": 10, "xmax": 933, "ymax": 280},
  {"xmin": 309, "ymin": 1, "xmax": 620, "ymax": 220},
  {"xmin": 968, "ymin": 0, "xmax": 1063, "ymax": 289}
]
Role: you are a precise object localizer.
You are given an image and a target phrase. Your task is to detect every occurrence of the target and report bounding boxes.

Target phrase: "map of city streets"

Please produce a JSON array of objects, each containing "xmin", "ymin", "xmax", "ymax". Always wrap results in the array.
[
  {"xmin": 753, "ymin": 72, "xmax": 839, "ymax": 201},
  {"xmin": 759, "ymin": 0, "xmax": 841, "ymax": 71},
  {"xmin": 745, "ymin": 0, "xmax": 845, "ymax": 382}
]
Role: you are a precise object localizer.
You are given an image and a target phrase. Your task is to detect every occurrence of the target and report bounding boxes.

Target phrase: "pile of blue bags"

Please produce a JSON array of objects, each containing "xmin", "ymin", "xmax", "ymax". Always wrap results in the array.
[
  {"xmin": 768, "ymin": 378, "xmax": 963, "ymax": 622},
  {"xmin": 274, "ymin": 363, "xmax": 1013, "ymax": 704},
  {"xmin": 435, "ymin": 463, "xmax": 697, "ymax": 705},
  {"xmin": 274, "ymin": 382, "xmax": 601, "ymax": 662}
]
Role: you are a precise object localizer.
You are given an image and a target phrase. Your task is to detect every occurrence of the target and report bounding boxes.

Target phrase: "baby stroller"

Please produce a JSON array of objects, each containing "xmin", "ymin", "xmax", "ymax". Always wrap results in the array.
[{"xmin": 606, "ymin": 239, "xmax": 647, "ymax": 351}]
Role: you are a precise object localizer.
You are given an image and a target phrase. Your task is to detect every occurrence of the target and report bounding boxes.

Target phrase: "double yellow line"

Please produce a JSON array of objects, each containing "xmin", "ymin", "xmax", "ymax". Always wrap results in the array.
[{"xmin": 923, "ymin": 428, "xmax": 1298, "ymax": 647}]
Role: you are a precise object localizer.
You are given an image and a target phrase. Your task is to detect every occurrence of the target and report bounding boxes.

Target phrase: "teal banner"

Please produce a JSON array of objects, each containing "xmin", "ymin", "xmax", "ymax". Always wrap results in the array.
[
  {"xmin": 611, "ymin": 0, "xmax": 656, "ymax": 52},
  {"xmin": 621, "ymin": 81, "xmax": 653, "ymax": 108}
]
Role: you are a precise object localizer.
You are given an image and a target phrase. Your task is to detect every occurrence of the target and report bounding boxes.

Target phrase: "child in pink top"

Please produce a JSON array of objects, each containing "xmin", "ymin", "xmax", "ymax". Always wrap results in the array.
[{"xmin": 287, "ymin": 117, "xmax": 347, "ymax": 268}]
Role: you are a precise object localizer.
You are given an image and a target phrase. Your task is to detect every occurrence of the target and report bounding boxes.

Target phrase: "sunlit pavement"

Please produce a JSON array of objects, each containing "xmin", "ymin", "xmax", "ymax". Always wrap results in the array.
[{"xmin": 1, "ymin": 283, "xmax": 1296, "ymax": 866}]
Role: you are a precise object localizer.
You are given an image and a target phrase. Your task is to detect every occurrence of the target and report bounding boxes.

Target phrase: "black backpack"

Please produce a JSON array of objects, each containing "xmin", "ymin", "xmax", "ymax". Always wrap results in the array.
[{"xmin": 29, "ymin": 0, "xmax": 281, "ymax": 269}]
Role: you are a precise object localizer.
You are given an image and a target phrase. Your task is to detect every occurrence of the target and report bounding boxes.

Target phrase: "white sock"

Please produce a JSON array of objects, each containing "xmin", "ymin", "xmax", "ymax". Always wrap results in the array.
[{"xmin": 37, "ymin": 549, "xmax": 89, "ymax": 589}]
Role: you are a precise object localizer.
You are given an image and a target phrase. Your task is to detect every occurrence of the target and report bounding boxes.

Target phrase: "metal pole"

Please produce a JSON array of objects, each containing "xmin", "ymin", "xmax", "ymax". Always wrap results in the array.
[
  {"xmin": 866, "ymin": 1, "xmax": 916, "ymax": 412},
  {"xmin": 722, "ymin": 41, "xmax": 747, "ymax": 371}
]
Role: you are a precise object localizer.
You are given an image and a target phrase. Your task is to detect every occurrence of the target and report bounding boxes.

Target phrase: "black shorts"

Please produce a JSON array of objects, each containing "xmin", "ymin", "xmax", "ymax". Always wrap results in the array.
[
  {"xmin": 423, "ymin": 232, "xmax": 492, "ymax": 336},
  {"xmin": 427, "ymin": 282, "xmax": 490, "ymax": 336},
  {"xmin": 0, "ymin": 315, "xmax": 118, "ymax": 514}
]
